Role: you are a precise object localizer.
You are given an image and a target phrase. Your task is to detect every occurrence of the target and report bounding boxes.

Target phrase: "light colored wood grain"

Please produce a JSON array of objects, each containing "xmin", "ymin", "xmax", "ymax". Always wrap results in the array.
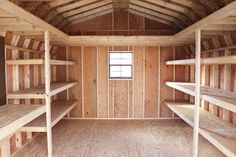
[
  {"xmin": 145, "ymin": 46, "xmax": 158, "ymax": 118},
  {"xmin": 166, "ymin": 101, "xmax": 236, "ymax": 157},
  {"xmin": 83, "ymin": 46, "xmax": 97, "ymax": 118},
  {"xmin": 13, "ymin": 120, "xmax": 225, "ymax": 157},
  {"xmin": 0, "ymin": 104, "xmax": 45, "ymax": 141},
  {"xmin": 166, "ymin": 82, "xmax": 236, "ymax": 113},
  {"xmin": 20, "ymin": 100, "xmax": 77, "ymax": 132},
  {"xmin": 7, "ymin": 82, "xmax": 77, "ymax": 99}
]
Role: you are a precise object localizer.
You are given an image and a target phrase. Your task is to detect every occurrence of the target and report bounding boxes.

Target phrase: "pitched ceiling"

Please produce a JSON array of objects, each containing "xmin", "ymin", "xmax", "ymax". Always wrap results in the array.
[{"xmin": 11, "ymin": 0, "xmax": 234, "ymax": 33}]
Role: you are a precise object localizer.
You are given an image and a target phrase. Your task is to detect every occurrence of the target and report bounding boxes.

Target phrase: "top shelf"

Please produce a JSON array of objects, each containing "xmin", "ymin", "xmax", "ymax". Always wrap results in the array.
[
  {"xmin": 0, "ymin": 104, "xmax": 45, "ymax": 141},
  {"xmin": 166, "ymin": 82, "xmax": 236, "ymax": 113},
  {"xmin": 6, "ymin": 59, "xmax": 76, "ymax": 65},
  {"xmin": 166, "ymin": 55, "xmax": 236, "ymax": 65}
]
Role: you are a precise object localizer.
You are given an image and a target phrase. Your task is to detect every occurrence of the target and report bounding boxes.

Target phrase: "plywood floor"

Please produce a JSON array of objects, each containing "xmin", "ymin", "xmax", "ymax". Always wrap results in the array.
[{"xmin": 13, "ymin": 120, "xmax": 225, "ymax": 157}]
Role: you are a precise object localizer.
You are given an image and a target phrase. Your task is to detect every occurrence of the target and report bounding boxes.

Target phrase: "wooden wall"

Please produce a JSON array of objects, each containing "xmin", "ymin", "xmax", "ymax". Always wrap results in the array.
[
  {"xmin": 68, "ymin": 45, "xmax": 187, "ymax": 119},
  {"xmin": 67, "ymin": 10, "xmax": 176, "ymax": 36},
  {"xmin": 197, "ymin": 49, "xmax": 236, "ymax": 124}
]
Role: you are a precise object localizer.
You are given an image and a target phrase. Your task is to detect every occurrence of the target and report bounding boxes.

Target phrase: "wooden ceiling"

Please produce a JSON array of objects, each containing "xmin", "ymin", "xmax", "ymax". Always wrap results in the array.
[{"xmin": 10, "ymin": 0, "xmax": 233, "ymax": 33}]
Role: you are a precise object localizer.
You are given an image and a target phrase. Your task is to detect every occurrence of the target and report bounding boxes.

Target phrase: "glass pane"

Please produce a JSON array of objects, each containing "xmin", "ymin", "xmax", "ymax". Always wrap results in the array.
[
  {"xmin": 110, "ymin": 65, "xmax": 132, "ymax": 78},
  {"xmin": 110, "ymin": 52, "xmax": 132, "ymax": 65},
  {"xmin": 121, "ymin": 66, "xmax": 132, "ymax": 77}
]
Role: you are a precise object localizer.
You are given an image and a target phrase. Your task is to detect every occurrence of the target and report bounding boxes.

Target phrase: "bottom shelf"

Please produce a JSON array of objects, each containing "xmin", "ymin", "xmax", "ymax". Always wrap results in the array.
[
  {"xmin": 165, "ymin": 101, "xmax": 236, "ymax": 157},
  {"xmin": 20, "ymin": 100, "xmax": 77, "ymax": 132}
]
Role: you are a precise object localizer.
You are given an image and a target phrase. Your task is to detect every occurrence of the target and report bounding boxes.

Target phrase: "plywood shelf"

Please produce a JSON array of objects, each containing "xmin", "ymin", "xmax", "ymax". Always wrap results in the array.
[
  {"xmin": 20, "ymin": 100, "xmax": 77, "ymax": 132},
  {"xmin": 6, "ymin": 59, "xmax": 76, "ymax": 65},
  {"xmin": 7, "ymin": 82, "xmax": 77, "ymax": 99},
  {"xmin": 166, "ymin": 55, "xmax": 236, "ymax": 65},
  {"xmin": 166, "ymin": 82, "xmax": 236, "ymax": 113},
  {"xmin": 166, "ymin": 101, "xmax": 236, "ymax": 157},
  {"xmin": 0, "ymin": 104, "xmax": 45, "ymax": 141}
]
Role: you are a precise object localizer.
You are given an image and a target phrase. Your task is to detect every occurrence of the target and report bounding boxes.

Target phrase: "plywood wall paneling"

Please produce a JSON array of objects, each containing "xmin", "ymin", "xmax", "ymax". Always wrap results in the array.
[
  {"xmin": 69, "ymin": 46, "xmax": 82, "ymax": 117},
  {"xmin": 114, "ymin": 10, "xmax": 128, "ymax": 30},
  {"xmin": 109, "ymin": 80, "xmax": 114, "ymax": 118},
  {"xmin": 145, "ymin": 46, "xmax": 159, "ymax": 118},
  {"xmin": 133, "ymin": 46, "xmax": 144, "ymax": 118},
  {"xmin": 97, "ymin": 46, "xmax": 109, "ymax": 118},
  {"xmin": 83, "ymin": 46, "xmax": 97, "ymax": 118},
  {"xmin": 174, "ymin": 46, "xmax": 188, "ymax": 100},
  {"xmin": 114, "ymin": 80, "xmax": 129, "ymax": 118},
  {"xmin": 160, "ymin": 46, "xmax": 174, "ymax": 117}
]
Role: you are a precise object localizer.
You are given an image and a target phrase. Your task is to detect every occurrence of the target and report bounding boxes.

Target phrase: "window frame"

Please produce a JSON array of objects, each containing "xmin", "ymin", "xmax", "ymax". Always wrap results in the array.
[{"xmin": 109, "ymin": 51, "xmax": 133, "ymax": 80}]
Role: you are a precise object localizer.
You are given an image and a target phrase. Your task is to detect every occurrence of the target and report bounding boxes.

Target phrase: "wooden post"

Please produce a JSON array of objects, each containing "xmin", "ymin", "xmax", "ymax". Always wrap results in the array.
[
  {"xmin": 193, "ymin": 30, "xmax": 201, "ymax": 157},
  {"xmin": 1, "ymin": 139, "xmax": 10, "ymax": 157},
  {"xmin": 45, "ymin": 31, "xmax": 52, "ymax": 157}
]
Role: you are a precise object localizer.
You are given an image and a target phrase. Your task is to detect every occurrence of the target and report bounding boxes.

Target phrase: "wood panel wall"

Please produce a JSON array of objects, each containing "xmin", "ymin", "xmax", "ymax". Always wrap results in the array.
[
  {"xmin": 68, "ymin": 45, "xmax": 187, "ymax": 119},
  {"xmin": 67, "ymin": 10, "xmax": 176, "ymax": 36},
  {"xmin": 198, "ymin": 49, "xmax": 236, "ymax": 125}
]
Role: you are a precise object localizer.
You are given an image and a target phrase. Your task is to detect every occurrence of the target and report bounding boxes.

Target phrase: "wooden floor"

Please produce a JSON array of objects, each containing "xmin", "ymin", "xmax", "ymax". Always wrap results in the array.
[{"xmin": 13, "ymin": 119, "xmax": 225, "ymax": 157}]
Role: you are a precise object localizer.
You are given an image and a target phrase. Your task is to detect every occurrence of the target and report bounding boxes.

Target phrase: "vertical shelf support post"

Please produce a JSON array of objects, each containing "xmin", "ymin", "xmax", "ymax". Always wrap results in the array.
[
  {"xmin": 45, "ymin": 31, "xmax": 52, "ymax": 157},
  {"xmin": 193, "ymin": 30, "xmax": 201, "ymax": 157}
]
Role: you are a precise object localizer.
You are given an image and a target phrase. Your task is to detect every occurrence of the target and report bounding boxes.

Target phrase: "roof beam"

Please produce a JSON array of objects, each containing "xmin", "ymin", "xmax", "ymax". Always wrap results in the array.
[
  {"xmin": 130, "ymin": 0, "xmax": 190, "ymax": 25},
  {"xmin": 175, "ymin": 1, "xmax": 236, "ymax": 37},
  {"xmin": 57, "ymin": 0, "xmax": 99, "ymax": 13},
  {"xmin": 68, "ymin": 4, "xmax": 113, "ymax": 22},
  {"xmin": 129, "ymin": 4, "xmax": 184, "ymax": 29},
  {"xmin": 128, "ymin": 9, "xmax": 177, "ymax": 30},
  {"xmin": 63, "ymin": 0, "xmax": 112, "ymax": 18},
  {"xmin": 144, "ymin": 0, "xmax": 198, "ymax": 21},
  {"xmin": 69, "ymin": 9, "xmax": 113, "ymax": 25}
]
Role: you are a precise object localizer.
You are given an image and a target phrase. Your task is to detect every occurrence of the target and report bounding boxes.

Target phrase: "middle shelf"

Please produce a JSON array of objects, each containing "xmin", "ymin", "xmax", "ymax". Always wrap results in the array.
[
  {"xmin": 6, "ymin": 59, "xmax": 76, "ymax": 65},
  {"xmin": 7, "ymin": 82, "xmax": 77, "ymax": 99},
  {"xmin": 166, "ymin": 82, "xmax": 236, "ymax": 113},
  {"xmin": 20, "ymin": 100, "xmax": 77, "ymax": 132}
]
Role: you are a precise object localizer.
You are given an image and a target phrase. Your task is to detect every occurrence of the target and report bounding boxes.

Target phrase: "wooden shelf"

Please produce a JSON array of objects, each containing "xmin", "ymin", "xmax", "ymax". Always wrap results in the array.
[
  {"xmin": 166, "ymin": 82, "xmax": 236, "ymax": 113},
  {"xmin": 6, "ymin": 59, "xmax": 76, "ymax": 65},
  {"xmin": 166, "ymin": 55, "xmax": 236, "ymax": 65},
  {"xmin": 20, "ymin": 100, "xmax": 77, "ymax": 132},
  {"xmin": 7, "ymin": 82, "xmax": 77, "ymax": 99},
  {"xmin": 166, "ymin": 101, "xmax": 236, "ymax": 157},
  {"xmin": 0, "ymin": 104, "xmax": 45, "ymax": 141}
]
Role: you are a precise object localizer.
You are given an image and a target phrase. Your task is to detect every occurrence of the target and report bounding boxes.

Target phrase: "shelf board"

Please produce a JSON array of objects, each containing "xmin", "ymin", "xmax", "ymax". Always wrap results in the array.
[
  {"xmin": 0, "ymin": 104, "xmax": 45, "ymax": 141},
  {"xmin": 7, "ymin": 82, "xmax": 77, "ymax": 99},
  {"xmin": 166, "ymin": 101, "xmax": 236, "ymax": 157},
  {"xmin": 166, "ymin": 82, "xmax": 236, "ymax": 113},
  {"xmin": 20, "ymin": 100, "xmax": 77, "ymax": 132},
  {"xmin": 166, "ymin": 55, "xmax": 236, "ymax": 65},
  {"xmin": 6, "ymin": 59, "xmax": 76, "ymax": 65}
]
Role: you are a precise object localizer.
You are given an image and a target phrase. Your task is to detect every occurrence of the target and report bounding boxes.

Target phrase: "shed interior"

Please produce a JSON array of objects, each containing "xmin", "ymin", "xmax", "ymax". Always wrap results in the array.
[{"xmin": 0, "ymin": 0, "xmax": 236, "ymax": 157}]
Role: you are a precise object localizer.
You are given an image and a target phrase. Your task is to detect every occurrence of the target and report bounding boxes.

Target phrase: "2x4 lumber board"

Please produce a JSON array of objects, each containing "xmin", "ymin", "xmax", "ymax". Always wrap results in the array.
[
  {"xmin": 71, "ymin": 9, "xmax": 113, "ymax": 25},
  {"xmin": 7, "ymin": 82, "xmax": 77, "ymax": 99},
  {"xmin": 65, "ymin": 36, "xmax": 194, "ymax": 46},
  {"xmin": 44, "ymin": 30, "xmax": 52, "ymax": 157},
  {"xmin": 166, "ymin": 82, "xmax": 236, "ymax": 113},
  {"xmin": 166, "ymin": 55, "xmax": 236, "ymax": 65},
  {"xmin": 193, "ymin": 30, "xmax": 201, "ymax": 157},
  {"xmin": 20, "ymin": 100, "xmax": 77, "ymax": 132},
  {"xmin": 63, "ymin": 0, "xmax": 112, "ymax": 18},
  {"xmin": 6, "ymin": 59, "xmax": 76, "ymax": 65},
  {"xmin": 202, "ymin": 44, "xmax": 236, "ymax": 54},
  {"xmin": 57, "ymin": 0, "xmax": 98, "ymax": 13},
  {"xmin": 0, "ymin": 1, "xmax": 68, "ymax": 39},
  {"xmin": 175, "ymin": 1, "xmax": 236, "ymax": 37},
  {"xmin": 0, "ymin": 17, "xmax": 30, "ymax": 25},
  {"xmin": 5, "ymin": 45, "xmax": 43, "ymax": 54},
  {"xmin": 0, "ymin": 104, "xmax": 45, "ymax": 141},
  {"xmin": 166, "ymin": 101, "xmax": 236, "ymax": 157}
]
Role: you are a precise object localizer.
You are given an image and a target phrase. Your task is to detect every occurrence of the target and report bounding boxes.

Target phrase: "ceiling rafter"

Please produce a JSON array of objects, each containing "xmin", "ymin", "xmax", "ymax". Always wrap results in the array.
[
  {"xmin": 130, "ymin": 0, "xmax": 190, "ymax": 26},
  {"xmin": 54, "ymin": 0, "xmax": 112, "ymax": 27},
  {"xmin": 129, "ymin": 9, "xmax": 178, "ymax": 30},
  {"xmin": 129, "ymin": 4, "xmax": 184, "ymax": 29},
  {"xmin": 143, "ymin": 0, "xmax": 199, "ymax": 22},
  {"xmin": 170, "ymin": 0, "xmax": 207, "ymax": 17}
]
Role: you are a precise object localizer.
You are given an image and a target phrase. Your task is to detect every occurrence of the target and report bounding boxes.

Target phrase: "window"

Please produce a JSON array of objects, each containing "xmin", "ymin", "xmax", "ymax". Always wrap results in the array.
[{"xmin": 109, "ymin": 52, "xmax": 133, "ymax": 79}]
